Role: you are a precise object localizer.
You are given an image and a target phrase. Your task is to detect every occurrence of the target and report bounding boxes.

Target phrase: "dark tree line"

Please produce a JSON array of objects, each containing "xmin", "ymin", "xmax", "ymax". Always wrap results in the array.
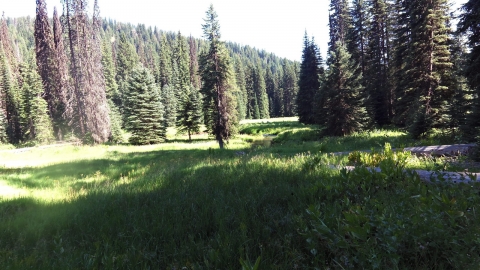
[{"xmin": 298, "ymin": 0, "xmax": 478, "ymax": 140}]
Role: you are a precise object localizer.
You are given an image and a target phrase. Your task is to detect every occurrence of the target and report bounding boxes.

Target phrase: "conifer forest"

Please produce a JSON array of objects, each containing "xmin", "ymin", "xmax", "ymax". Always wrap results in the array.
[{"xmin": 0, "ymin": 0, "xmax": 478, "ymax": 147}]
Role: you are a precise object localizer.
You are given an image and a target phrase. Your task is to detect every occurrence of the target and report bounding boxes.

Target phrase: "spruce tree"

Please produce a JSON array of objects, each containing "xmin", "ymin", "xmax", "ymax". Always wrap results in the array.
[
  {"xmin": 393, "ymin": 0, "xmax": 453, "ymax": 138},
  {"xmin": 318, "ymin": 0, "xmax": 368, "ymax": 136},
  {"xmin": 320, "ymin": 42, "xmax": 369, "ymax": 136},
  {"xmin": 188, "ymin": 36, "xmax": 202, "ymax": 89},
  {"xmin": 282, "ymin": 60, "xmax": 298, "ymax": 117},
  {"xmin": 161, "ymin": 84, "xmax": 177, "ymax": 128},
  {"xmin": 159, "ymin": 34, "xmax": 173, "ymax": 88},
  {"xmin": 124, "ymin": 65, "xmax": 165, "ymax": 145},
  {"xmin": 458, "ymin": 0, "xmax": 480, "ymax": 141},
  {"xmin": 0, "ymin": 45, "xmax": 22, "ymax": 143},
  {"xmin": 234, "ymin": 59, "xmax": 247, "ymax": 120},
  {"xmin": 297, "ymin": 33, "xmax": 323, "ymax": 124},
  {"xmin": 177, "ymin": 86, "xmax": 203, "ymax": 141},
  {"xmin": 115, "ymin": 32, "xmax": 139, "ymax": 118},
  {"xmin": 19, "ymin": 60, "xmax": 54, "ymax": 144},
  {"xmin": 364, "ymin": 0, "xmax": 393, "ymax": 126},
  {"xmin": 199, "ymin": 5, "xmax": 238, "ymax": 149},
  {"xmin": 101, "ymin": 39, "xmax": 123, "ymax": 143},
  {"xmin": 255, "ymin": 63, "xmax": 269, "ymax": 119}
]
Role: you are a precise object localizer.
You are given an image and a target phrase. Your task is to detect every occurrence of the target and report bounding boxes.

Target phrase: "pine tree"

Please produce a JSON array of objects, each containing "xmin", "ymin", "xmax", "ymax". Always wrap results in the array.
[
  {"xmin": 101, "ymin": 39, "xmax": 118, "ymax": 100},
  {"xmin": 51, "ymin": 7, "xmax": 70, "ymax": 139},
  {"xmin": 177, "ymin": 86, "xmax": 203, "ymax": 141},
  {"xmin": 115, "ymin": 32, "xmax": 139, "ymax": 118},
  {"xmin": 161, "ymin": 84, "xmax": 177, "ymax": 128},
  {"xmin": 19, "ymin": 60, "xmax": 54, "ymax": 144},
  {"xmin": 101, "ymin": 39, "xmax": 123, "ymax": 143},
  {"xmin": 0, "ymin": 45, "xmax": 22, "ymax": 143},
  {"xmin": 62, "ymin": 0, "xmax": 111, "ymax": 143},
  {"xmin": 199, "ymin": 5, "xmax": 238, "ymax": 149},
  {"xmin": 282, "ymin": 60, "xmax": 298, "ymax": 117},
  {"xmin": 254, "ymin": 63, "xmax": 269, "ymax": 119},
  {"xmin": 458, "ymin": 0, "xmax": 480, "ymax": 141},
  {"xmin": 234, "ymin": 58, "xmax": 247, "ymax": 120},
  {"xmin": 159, "ymin": 34, "xmax": 173, "ymax": 88},
  {"xmin": 35, "ymin": 2, "xmax": 68, "ymax": 139},
  {"xmin": 188, "ymin": 36, "xmax": 201, "ymax": 89},
  {"xmin": 319, "ymin": 0, "xmax": 368, "ymax": 136},
  {"xmin": 297, "ymin": 33, "xmax": 323, "ymax": 124},
  {"xmin": 320, "ymin": 42, "xmax": 369, "ymax": 136},
  {"xmin": 364, "ymin": 0, "xmax": 393, "ymax": 126},
  {"xmin": 394, "ymin": 0, "xmax": 453, "ymax": 138},
  {"xmin": 124, "ymin": 65, "xmax": 165, "ymax": 145}
]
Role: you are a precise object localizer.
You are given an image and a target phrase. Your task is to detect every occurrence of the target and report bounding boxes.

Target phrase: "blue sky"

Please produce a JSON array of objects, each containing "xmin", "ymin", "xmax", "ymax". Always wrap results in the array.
[{"xmin": 2, "ymin": 0, "xmax": 466, "ymax": 61}]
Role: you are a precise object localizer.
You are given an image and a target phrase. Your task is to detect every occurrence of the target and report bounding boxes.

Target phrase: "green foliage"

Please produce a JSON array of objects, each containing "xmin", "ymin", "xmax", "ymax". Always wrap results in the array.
[
  {"xmin": 19, "ymin": 61, "xmax": 54, "ymax": 145},
  {"xmin": 176, "ymin": 86, "xmax": 203, "ymax": 141},
  {"xmin": 107, "ymin": 100, "xmax": 124, "ymax": 144},
  {"xmin": 347, "ymin": 143, "xmax": 410, "ymax": 168},
  {"xmin": 297, "ymin": 32, "xmax": 322, "ymax": 125},
  {"xmin": 319, "ymin": 42, "xmax": 369, "ymax": 136},
  {"xmin": 458, "ymin": 0, "xmax": 480, "ymax": 142},
  {"xmin": 101, "ymin": 39, "xmax": 118, "ymax": 100},
  {"xmin": 0, "ymin": 46, "xmax": 22, "ymax": 143},
  {"xmin": 161, "ymin": 84, "xmax": 177, "ymax": 128},
  {"xmin": 301, "ymin": 143, "xmax": 480, "ymax": 269},
  {"xmin": 124, "ymin": 65, "xmax": 165, "ymax": 145}
]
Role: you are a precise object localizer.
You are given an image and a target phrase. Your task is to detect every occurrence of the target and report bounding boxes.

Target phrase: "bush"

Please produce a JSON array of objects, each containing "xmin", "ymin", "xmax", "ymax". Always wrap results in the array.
[{"xmin": 300, "ymin": 144, "xmax": 480, "ymax": 269}]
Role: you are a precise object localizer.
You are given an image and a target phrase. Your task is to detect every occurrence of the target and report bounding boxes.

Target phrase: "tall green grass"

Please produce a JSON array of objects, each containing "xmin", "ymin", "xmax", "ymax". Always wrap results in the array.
[{"xmin": 0, "ymin": 119, "xmax": 479, "ymax": 269}]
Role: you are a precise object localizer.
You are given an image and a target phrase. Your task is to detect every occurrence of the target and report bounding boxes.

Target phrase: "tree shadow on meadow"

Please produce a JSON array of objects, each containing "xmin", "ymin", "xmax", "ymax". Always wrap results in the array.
[
  {"xmin": 0, "ymin": 147, "xmax": 237, "ymax": 190},
  {"xmin": 0, "ymin": 146, "xmax": 314, "ymax": 268}
]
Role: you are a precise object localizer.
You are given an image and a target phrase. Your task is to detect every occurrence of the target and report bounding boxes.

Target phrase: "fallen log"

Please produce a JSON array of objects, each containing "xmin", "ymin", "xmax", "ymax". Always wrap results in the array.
[
  {"xmin": 404, "ymin": 144, "xmax": 476, "ymax": 157},
  {"xmin": 335, "ymin": 166, "xmax": 480, "ymax": 184}
]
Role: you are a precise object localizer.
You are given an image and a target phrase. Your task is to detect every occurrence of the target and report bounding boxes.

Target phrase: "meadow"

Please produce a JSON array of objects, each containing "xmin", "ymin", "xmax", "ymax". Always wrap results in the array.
[{"xmin": 1, "ymin": 118, "xmax": 479, "ymax": 269}]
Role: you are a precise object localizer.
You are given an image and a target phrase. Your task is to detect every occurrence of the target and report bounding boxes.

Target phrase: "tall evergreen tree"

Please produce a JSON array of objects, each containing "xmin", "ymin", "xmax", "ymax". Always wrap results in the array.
[
  {"xmin": 115, "ymin": 32, "xmax": 139, "ymax": 118},
  {"xmin": 297, "ymin": 33, "xmax": 323, "ymax": 124},
  {"xmin": 0, "ymin": 42, "xmax": 22, "ymax": 143},
  {"xmin": 234, "ymin": 58, "xmax": 247, "ymax": 120},
  {"xmin": 199, "ymin": 5, "xmax": 238, "ymax": 149},
  {"xmin": 173, "ymin": 31, "xmax": 191, "ymax": 115},
  {"xmin": 364, "ymin": 0, "xmax": 393, "ymax": 126},
  {"xmin": 394, "ymin": 0, "xmax": 453, "ymax": 138},
  {"xmin": 320, "ymin": 42, "xmax": 369, "ymax": 136},
  {"xmin": 35, "ymin": 1, "xmax": 68, "ymax": 139},
  {"xmin": 282, "ymin": 60, "xmax": 298, "ymax": 117},
  {"xmin": 188, "ymin": 36, "xmax": 201, "ymax": 89},
  {"xmin": 458, "ymin": 0, "xmax": 480, "ymax": 141},
  {"xmin": 124, "ymin": 65, "xmax": 165, "ymax": 145},
  {"xmin": 161, "ymin": 84, "xmax": 177, "ymax": 128},
  {"xmin": 19, "ymin": 60, "xmax": 54, "ymax": 144},
  {"xmin": 255, "ymin": 63, "xmax": 269, "ymax": 119},
  {"xmin": 101, "ymin": 39, "xmax": 123, "ymax": 143},
  {"xmin": 51, "ymin": 7, "xmax": 70, "ymax": 139},
  {"xmin": 159, "ymin": 34, "xmax": 173, "ymax": 88},
  {"xmin": 318, "ymin": 0, "xmax": 369, "ymax": 136},
  {"xmin": 62, "ymin": 0, "xmax": 111, "ymax": 143}
]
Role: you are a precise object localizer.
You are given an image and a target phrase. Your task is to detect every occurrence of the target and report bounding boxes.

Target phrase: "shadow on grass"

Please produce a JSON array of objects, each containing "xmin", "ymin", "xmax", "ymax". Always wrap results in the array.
[
  {"xmin": 0, "ymin": 148, "xmax": 235, "ymax": 190},
  {"xmin": 0, "ymin": 148, "xmax": 317, "ymax": 269},
  {"xmin": 166, "ymin": 138, "xmax": 213, "ymax": 143},
  {"xmin": 239, "ymin": 121, "xmax": 305, "ymax": 135},
  {"xmin": 1, "ymin": 144, "xmax": 479, "ymax": 269}
]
